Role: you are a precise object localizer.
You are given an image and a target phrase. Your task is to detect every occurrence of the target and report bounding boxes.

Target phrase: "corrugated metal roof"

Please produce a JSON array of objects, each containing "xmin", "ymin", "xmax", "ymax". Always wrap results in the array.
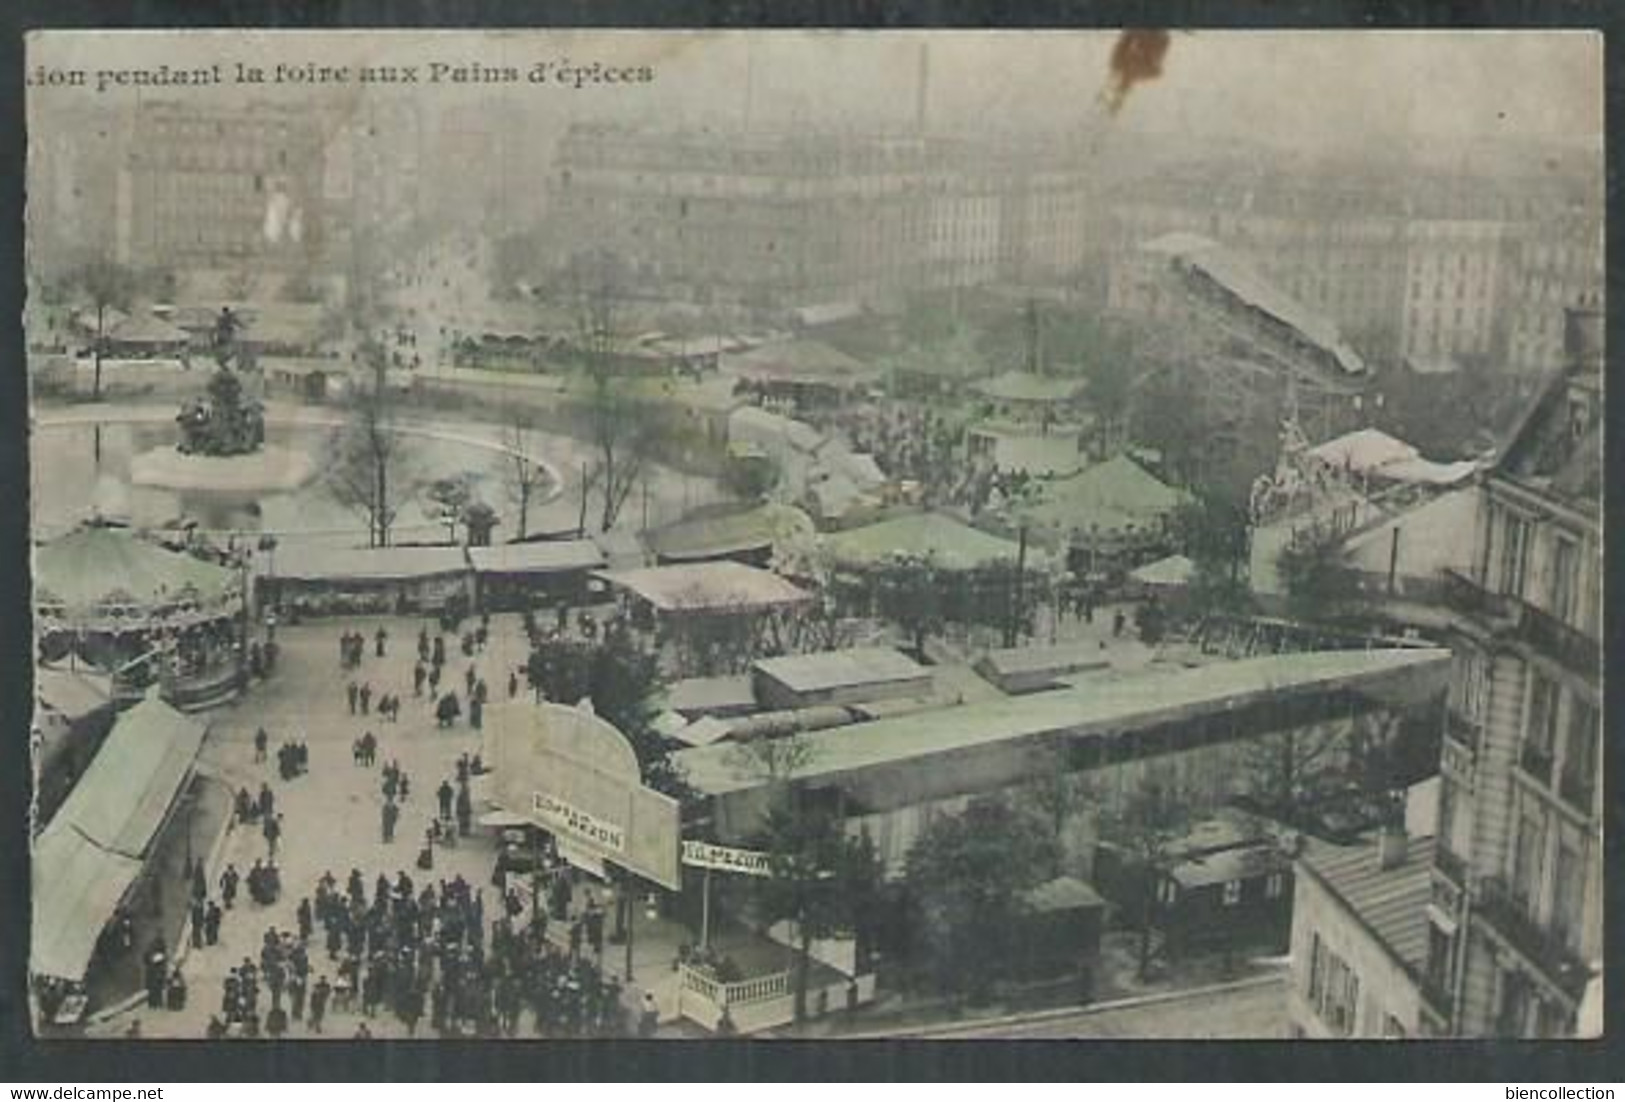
[
  {"xmin": 1300, "ymin": 835, "xmax": 1436, "ymax": 976},
  {"xmin": 678, "ymin": 647, "xmax": 1450, "ymax": 796},
  {"xmin": 51, "ymin": 691, "xmax": 207, "ymax": 858},
  {"xmin": 753, "ymin": 646, "xmax": 928, "ymax": 694}
]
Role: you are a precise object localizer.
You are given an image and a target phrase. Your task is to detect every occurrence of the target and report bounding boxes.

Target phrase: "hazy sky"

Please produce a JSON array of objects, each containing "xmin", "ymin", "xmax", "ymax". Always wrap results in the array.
[{"xmin": 26, "ymin": 29, "xmax": 1603, "ymax": 153}]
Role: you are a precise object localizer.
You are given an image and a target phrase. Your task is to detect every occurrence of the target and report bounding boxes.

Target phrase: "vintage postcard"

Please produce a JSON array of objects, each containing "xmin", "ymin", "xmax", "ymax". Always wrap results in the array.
[{"xmin": 22, "ymin": 29, "xmax": 1603, "ymax": 1043}]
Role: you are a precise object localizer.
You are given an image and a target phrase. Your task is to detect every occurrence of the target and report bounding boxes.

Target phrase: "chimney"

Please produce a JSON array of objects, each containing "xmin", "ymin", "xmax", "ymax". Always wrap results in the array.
[
  {"xmin": 1376, "ymin": 825, "xmax": 1408, "ymax": 871},
  {"xmin": 1564, "ymin": 300, "xmax": 1604, "ymax": 365}
]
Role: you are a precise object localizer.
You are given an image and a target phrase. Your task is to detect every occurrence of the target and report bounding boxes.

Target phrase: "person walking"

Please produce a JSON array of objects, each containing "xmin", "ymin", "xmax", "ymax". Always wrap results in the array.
[
  {"xmin": 309, "ymin": 976, "xmax": 330, "ymax": 1034},
  {"xmin": 375, "ymin": 626, "xmax": 388, "ymax": 658},
  {"xmin": 437, "ymin": 780, "xmax": 454, "ymax": 821},
  {"xmin": 264, "ymin": 813, "xmax": 283, "ymax": 860},
  {"xmin": 382, "ymin": 798, "xmax": 400, "ymax": 844},
  {"xmin": 346, "ymin": 681, "xmax": 359, "ymax": 715},
  {"xmin": 220, "ymin": 863, "xmax": 240, "ymax": 910},
  {"xmin": 204, "ymin": 900, "xmax": 222, "ymax": 946},
  {"xmin": 414, "ymin": 663, "xmax": 427, "ymax": 698},
  {"xmin": 359, "ymin": 683, "xmax": 372, "ymax": 716},
  {"xmin": 254, "ymin": 727, "xmax": 269, "ymax": 763}
]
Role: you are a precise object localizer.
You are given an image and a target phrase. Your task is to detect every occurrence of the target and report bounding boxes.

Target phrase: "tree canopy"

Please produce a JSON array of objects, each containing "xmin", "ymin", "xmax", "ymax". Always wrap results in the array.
[{"xmin": 905, "ymin": 797, "xmax": 1059, "ymax": 1001}]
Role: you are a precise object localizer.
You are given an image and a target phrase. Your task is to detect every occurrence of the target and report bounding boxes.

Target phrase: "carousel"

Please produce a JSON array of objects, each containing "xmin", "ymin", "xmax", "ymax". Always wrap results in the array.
[{"xmin": 34, "ymin": 518, "xmax": 251, "ymax": 709}]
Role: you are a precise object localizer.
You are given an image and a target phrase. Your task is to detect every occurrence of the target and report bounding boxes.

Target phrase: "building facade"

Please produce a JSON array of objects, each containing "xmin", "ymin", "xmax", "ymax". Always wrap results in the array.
[
  {"xmin": 1290, "ymin": 833, "xmax": 1435, "ymax": 1039},
  {"xmin": 1422, "ymin": 307, "xmax": 1602, "ymax": 1037},
  {"xmin": 121, "ymin": 100, "xmax": 327, "ymax": 275},
  {"xmin": 543, "ymin": 124, "xmax": 1098, "ymax": 310},
  {"xmin": 1104, "ymin": 156, "xmax": 1602, "ymax": 374}
]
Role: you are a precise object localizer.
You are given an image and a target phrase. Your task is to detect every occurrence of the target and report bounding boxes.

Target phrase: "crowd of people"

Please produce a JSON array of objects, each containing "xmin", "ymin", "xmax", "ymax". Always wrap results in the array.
[{"xmin": 195, "ymin": 859, "xmax": 632, "ymax": 1038}]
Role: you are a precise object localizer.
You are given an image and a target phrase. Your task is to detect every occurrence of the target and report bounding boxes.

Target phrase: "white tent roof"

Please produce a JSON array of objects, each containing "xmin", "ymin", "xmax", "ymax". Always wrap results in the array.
[{"xmin": 1129, "ymin": 554, "xmax": 1196, "ymax": 588}]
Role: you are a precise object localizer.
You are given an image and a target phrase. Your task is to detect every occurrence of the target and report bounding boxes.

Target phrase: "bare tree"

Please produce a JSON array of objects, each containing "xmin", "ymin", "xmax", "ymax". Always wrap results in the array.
[
  {"xmin": 68, "ymin": 257, "xmax": 137, "ymax": 401},
  {"xmin": 328, "ymin": 352, "xmax": 403, "ymax": 548},
  {"xmin": 502, "ymin": 413, "xmax": 548, "ymax": 542},
  {"xmin": 567, "ymin": 251, "xmax": 655, "ymax": 532}
]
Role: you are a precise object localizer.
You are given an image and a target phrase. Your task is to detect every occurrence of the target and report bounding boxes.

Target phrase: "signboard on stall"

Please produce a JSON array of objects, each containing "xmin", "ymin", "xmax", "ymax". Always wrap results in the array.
[
  {"xmin": 488, "ymin": 700, "xmax": 680, "ymax": 890},
  {"xmin": 681, "ymin": 840, "xmax": 773, "ymax": 878}
]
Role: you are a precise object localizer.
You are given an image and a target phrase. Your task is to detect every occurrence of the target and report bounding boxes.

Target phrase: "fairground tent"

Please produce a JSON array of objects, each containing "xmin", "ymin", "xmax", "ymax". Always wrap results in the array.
[{"xmin": 31, "ymin": 691, "xmax": 208, "ymax": 981}]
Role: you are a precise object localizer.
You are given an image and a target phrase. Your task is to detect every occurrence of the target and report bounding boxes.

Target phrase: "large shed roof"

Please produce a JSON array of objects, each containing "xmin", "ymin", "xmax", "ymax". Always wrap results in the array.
[
  {"xmin": 597, "ymin": 561, "xmax": 811, "ymax": 614},
  {"xmin": 468, "ymin": 540, "xmax": 604, "ymax": 576},
  {"xmin": 677, "ymin": 647, "xmax": 1448, "ymax": 797},
  {"xmin": 1144, "ymin": 233, "xmax": 1368, "ymax": 378},
  {"xmin": 753, "ymin": 646, "xmax": 928, "ymax": 694},
  {"xmin": 31, "ymin": 822, "xmax": 143, "ymax": 981},
  {"xmin": 49, "ymin": 691, "xmax": 207, "ymax": 858},
  {"xmin": 272, "ymin": 544, "xmax": 470, "ymax": 582}
]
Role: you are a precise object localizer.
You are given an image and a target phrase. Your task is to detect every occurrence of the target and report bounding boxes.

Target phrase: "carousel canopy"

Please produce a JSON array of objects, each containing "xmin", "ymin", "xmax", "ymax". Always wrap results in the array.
[{"xmin": 34, "ymin": 524, "xmax": 239, "ymax": 624}]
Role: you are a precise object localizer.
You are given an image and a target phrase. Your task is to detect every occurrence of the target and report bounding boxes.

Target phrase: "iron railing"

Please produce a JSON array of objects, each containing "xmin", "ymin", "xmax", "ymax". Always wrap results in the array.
[{"xmin": 1476, "ymin": 876, "xmax": 1590, "ymax": 1002}]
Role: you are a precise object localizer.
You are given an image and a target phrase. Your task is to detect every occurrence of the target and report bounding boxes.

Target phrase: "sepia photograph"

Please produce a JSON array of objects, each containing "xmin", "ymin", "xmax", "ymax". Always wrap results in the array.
[{"xmin": 20, "ymin": 28, "xmax": 1603, "ymax": 1047}]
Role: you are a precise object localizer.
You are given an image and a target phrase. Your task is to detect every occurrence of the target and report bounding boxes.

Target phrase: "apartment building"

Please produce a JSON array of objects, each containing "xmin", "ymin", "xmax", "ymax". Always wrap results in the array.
[
  {"xmin": 121, "ymin": 100, "xmax": 327, "ymax": 272},
  {"xmin": 1421, "ymin": 306, "xmax": 1603, "ymax": 1037},
  {"xmin": 543, "ymin": 124, "xmax": 1097, "ymax": 310}
]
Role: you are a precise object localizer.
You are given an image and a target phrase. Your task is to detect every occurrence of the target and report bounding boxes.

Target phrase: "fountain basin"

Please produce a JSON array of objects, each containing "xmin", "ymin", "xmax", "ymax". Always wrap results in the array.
[{"xmin": 127, "ymin": 443, "xmax": 321, "ymax": 494}]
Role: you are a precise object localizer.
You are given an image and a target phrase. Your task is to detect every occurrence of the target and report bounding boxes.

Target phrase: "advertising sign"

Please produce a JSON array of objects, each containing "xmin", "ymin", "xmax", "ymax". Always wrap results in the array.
[
  {"xmin": 533, "ymin": 792, "xmax": 625, "ymax": 854},
  {"xmin": 488, "ymin": 700, "xmax": 681, "ymax": 890},
  {"xmin": 681, "ymin": 840, "xmax": 773, "ymax": 877}
]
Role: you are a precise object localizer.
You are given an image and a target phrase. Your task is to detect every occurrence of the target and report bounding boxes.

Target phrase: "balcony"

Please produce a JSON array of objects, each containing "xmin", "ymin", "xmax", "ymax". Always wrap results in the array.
[
  {"xmin": 1475, "ymin": 876, "xmax": 1591, "ymax": 1003},
  {"xmin": 1434, "ymin": 845, "xmax": 1468, "ymax": 889},
  {"xmin": 1514, "ymin": 600, "xmax": 1601, "ymax": 680},
  {"xmin": 1439, "ymin": 569, "xmax": 1517, "ymax": 626},
  {"xmin": 1558, "ymin": 767, "xmax": 1596, "ymax": 815},
  {"xmin": 1518, "ymin": 744, "xmax": 1555, "ymax": 786},
  {"xmin": 1444, "ymin": 710, "xmax": 1480, "ymax": 759}
]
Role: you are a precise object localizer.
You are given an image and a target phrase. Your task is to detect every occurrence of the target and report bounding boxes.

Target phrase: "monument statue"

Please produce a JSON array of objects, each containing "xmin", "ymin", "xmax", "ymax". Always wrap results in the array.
[{"xmin": 175, "ymin": 307, "xmax": 265, "ymax": 457}]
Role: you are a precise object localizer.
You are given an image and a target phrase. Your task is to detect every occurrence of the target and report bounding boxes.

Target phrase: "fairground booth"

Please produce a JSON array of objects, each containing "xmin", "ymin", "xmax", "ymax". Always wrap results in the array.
[
  {"xmin": 259, "ymin": 544, "xmax": 473, "ymax": 619},
  {"xmin": 32, "ymin": 690, "xmax": 217, "ymax": 1030},
  {"xmin": 479, "ymin": 699, "xmax": 877, "ymax": 1036},
  {"xmin": 34, "ymin": 520, "xmax": 249, "ymax": 710}
]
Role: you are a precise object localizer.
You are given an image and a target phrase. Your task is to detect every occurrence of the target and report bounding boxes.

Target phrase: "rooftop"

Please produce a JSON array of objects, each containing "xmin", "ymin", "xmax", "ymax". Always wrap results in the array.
[
  {"xmin": 1019, "ymin": 455, "xmax": 1189, "ymax": 535},
  {"xmin": 1143, "ymin": 233, "xmax": 1367, "ymax": 378},
  {"xmin": 35, "ymin": 524, "xmax": 239, "ymax": 613},
  {"xmin": 270, "ymin": 544, "xmax": 470, "ymax": 582},
  {"xmin": 753, "ymin": 646, "xmax": 928, "ymax": 693},
  {"xmin": 822, "ymin": 511, "xmax": 1048, "ymax": 572},
  {"xmin": 677, "ymin": 647, "xmax": 1449, "ymax": 796},
  {"xmin": 596, "ymin": 561, "xmax": 812, "ymax": 614},
  {"xmin": 973, "ymin": 371, "xmax": 1087, "ymax": 404},
  {"xmin": 645, "ymin": 504, "xmax": 813, "ymax": 564},
  {"xmin": 47, "ymin": 691, "xmax": 209, "ymax": 858},
  {"xmin": 467, "ymin": 540, "xmax": 605, "ymax": 576},
  {"xmin": 1299, "ymin": 835, "xmax": 1437, "ymax": 977}
]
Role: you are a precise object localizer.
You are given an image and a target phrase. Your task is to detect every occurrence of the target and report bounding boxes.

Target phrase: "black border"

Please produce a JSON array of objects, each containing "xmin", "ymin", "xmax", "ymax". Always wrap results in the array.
[{"xmin": 2, "ymin": 0, "xmax": 1621, "ymax": 1082}]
